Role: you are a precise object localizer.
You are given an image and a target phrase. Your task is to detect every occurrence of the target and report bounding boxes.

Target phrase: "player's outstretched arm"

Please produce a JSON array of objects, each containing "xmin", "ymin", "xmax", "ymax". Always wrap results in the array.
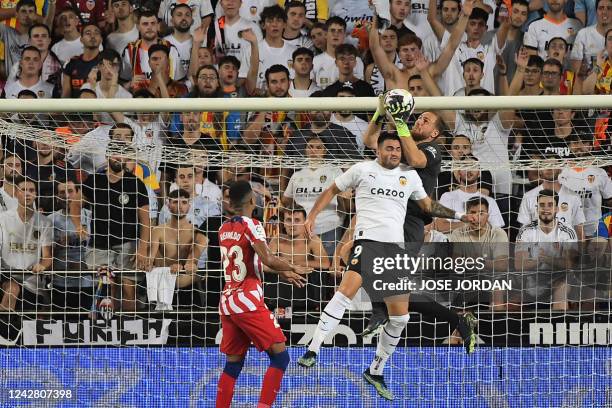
[
  {"xmin": 416, "ymin": 196, "xmax": 476, "ymax": 223},
  {"xmin": 252, "ymin": 241, "xmax": 312, "ymax": 287},
  {"xmin": 363, "ymin": 95, "xmax": 386, "ymax": 150},
  {"xmin": 304, "ymin": 183, "xmax": 342, "ymax": 237}
]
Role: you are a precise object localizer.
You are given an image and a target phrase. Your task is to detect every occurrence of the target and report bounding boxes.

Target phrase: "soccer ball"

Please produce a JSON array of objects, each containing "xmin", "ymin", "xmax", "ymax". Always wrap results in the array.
[{"xmin": 384, "ymin": 89, "xmax": 415, "ymax": 117}]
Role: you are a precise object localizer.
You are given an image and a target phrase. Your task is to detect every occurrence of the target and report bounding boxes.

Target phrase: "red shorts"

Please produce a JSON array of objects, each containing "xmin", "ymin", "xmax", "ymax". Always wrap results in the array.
[{"xmin": 220, "ymin": 309, "xmax": 286, "ymax": 356}]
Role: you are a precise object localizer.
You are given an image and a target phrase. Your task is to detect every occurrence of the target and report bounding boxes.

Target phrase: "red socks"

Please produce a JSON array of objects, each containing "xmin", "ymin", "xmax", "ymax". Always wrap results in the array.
[
  {"xmin": 216, "ymin": 372, "xmax": 237, "ymax": 408},
  {"xmin": 257, "ymin": 366, "xmax": 285, "ymax": 408}
]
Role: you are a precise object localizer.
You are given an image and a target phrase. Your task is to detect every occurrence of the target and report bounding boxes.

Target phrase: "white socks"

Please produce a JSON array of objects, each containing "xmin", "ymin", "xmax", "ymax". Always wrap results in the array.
[
  {"xmin": 308, "ymin": 291, "xmax": 352, "ymax": 354},
  {"xmin": 369, "ymin": 314, "xmax": 410, "ymax": 376}
]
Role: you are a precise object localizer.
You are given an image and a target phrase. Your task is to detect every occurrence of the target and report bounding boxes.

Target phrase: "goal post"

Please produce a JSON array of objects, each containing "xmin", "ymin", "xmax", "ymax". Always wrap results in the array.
[{"xmin": 0, "ymin": 95, "xmax": 609, "ymax": 406}]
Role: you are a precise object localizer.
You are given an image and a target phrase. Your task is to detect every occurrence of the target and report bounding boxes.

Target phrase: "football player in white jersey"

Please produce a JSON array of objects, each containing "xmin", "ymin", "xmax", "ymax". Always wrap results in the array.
[
  {"xmin": 297, "ymin": 133, "xmax": 475, "ymax": 401},
  {"xmin": 515, "ymin": 190, "xmax": 578, "ymax": 310}
]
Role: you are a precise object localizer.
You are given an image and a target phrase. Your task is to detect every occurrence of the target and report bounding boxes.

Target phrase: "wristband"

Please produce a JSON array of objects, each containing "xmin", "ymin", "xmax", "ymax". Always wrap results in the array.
[
  {"xmin": 454, "ymin": 211, "xmax": 465, "ymax": 221},
  {"xmin": 371, "ymin": 109, "xmax": 384, "ymax": 125}
]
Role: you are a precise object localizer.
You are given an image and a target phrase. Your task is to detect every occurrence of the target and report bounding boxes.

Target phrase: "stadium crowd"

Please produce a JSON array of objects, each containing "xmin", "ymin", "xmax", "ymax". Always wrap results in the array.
[{"xmin": 0, "ymin": 0, "xmax": 610, "ymax": 314}]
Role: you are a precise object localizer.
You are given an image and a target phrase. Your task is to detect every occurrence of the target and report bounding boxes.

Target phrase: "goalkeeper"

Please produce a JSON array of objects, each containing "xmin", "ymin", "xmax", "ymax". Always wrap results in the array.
[{"xmin": 362, "ymin": 90, "xmax": 477, "ymax": 354}]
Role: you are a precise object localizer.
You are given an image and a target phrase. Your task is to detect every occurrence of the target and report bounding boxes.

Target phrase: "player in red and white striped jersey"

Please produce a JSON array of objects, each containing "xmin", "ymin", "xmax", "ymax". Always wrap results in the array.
[{"xmin": 216, "ymin": 180, "xmax": 311, "ymax": 408}]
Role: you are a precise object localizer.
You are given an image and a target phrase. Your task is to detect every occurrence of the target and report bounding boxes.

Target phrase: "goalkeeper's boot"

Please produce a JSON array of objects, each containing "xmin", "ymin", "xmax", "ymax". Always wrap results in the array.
[
  {"xmin": 363, "ymin": 369, "xmax": 394, "ymax": 401},
  {"xmin": 457, "ymin": 312, "xmax": 477, "ymax": 355},
  {"xmin": 361, "ymin": 303, "xmax": 388, "ymax": 339},
  {"xmin": 297, "ymin": 350, "xmax": 317, "ymax": 368}
]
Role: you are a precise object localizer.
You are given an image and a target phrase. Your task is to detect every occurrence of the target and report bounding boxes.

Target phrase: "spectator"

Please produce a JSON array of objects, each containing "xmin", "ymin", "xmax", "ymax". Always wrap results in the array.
[
  {"xmin": 0, "ymin": 0, "xmax": 52, "ymax": 78},
  {"xmin": 149, "ymin": 189, "xmax": 208, "ymax": 290},
  {"xmin": 171, "ymin": 109, "xmax": 226, "ymax": 151},
  {"xmin": 364, "ymin": 26, "xmax": 400, "ymax": 95},
  {"xmin": 188, "ymin": 30, "xmax": 215, "ymax": 84},
  {"xmin": 308, "ymin": 21, "xmax": 327, "ymax": 54},
  {"xmin": 158, "ymin": 0, "xmax": 212, "ymax": 35},
  {"xmin": 498, "ymin": 0, "xmax": 529, "ymax": 81},
  {"xmin": 243, "ymin": 64, "xmax": 297, "ymax": 155},
  {"xmin": 290, "ymin": 47, "xmax": 319, "ymax": 97},
  {"xmin": 24, "ymin": 136, "xmax": 76, "ymax": 213},
  {"xmin": 121, "ymin": 11, "xmax": 183, "ymax": 91},
  {"xmin": 514, "ymin": 190, "xmax": 578, "ymax": 311},
  {"xmin": 213, "ymin": 0, "xmax": 263, "ymax": 59},
  {"xmin": 0, "ymin": 154, "xmax": 22, "ymax": 212},
  {"xmin": 320, "ymin": 43, "xmax": 374, "ymax": 101},
  {"xmin": 521, "ymin": 109, "xmax": 587, "ymax": 159},
  {"xmin": 453, "ymin": 57, "xmax": 484, "ymax": 96},
  {"xmin": 524, "ymin": 0, "xmax": 582, "ymax": 59},
  {"xmin": 279, "ymin": 0, "xmax": 328, "ymax": 26},
  {"xmin": 8, "ymin": 23, "xmax": 61, "ymax": 85},
  {"xmin": 330, "ymin": 84, "xmax": 368, "ymax": 154},
  {"xmin": 270, "ymin": 205, "xmax": 329, "ymax": 268},
  {"xmin": 145, "ymin": 44, "xmax": 189, "ymax": 97},
  {"xmin": 389, "ymin": 0, "xmax": 415, "ymax": 38},
  {"xmin": 169, "ymin": 162, "xmax": 222, "ymax": 208},
  {"xmin": 55, "ymin": 0, "xmax": 105, "ymax": 29},
  {"xmin": 163, "ymin": 3, "xmax": 195, "ymax": 78},
  {"xmin": 515, "ymin": 55, "xmax": 544, "ymax": 96},
  {"xmin": 214, "ymin": 0, "xmax": 274, "ymax": 24},
  {"xmin": 518, "ymin": 165, "xmax": 586, "ymax": 240},
  {"xmin": 282, "ymin": 135, "xmax": 347, "ymax": 256},
  {"xmin": 2, "ymin": 46, "xmax": 53, "ymax": 98},
  {"xmin": 51, "ymin": 7, "xmax": 85, "ymax": 65},
  {"xmin": 80, "ymin": 49, "xmax": 132, "ymax": 123},
  {"xmin": 81, "ymin": 142, "xmax": 151, "ymax": 312},
  {"xmin": 582, "ymin": 28, "xmax": 612, "ymax": 94},
  {"xmin": 242, "ymin": 5, "xmax": 297, "ymax": 94},
  {"xmin": 449, "ymin": 197, "xmax": 509, "ymax": 310},
  {"xmin": 571, "ymin": 0, "xmax": 611, "ymax": 75},
  {"xmin": 436, "ymin": 163, "xmax": 505, "ymax": 233},
  {"xmin": 543, "ymin": 37, "xmax": 579, "ymax": 95},
  {"xmin": 559, "ymin": 147, "xmax": 612, "ymax": 238},
  {"xmin": 61, "ymin": 23, "xmax": 103, "ymax": 98},
  {"xmin": 312, "ymin": 16, "xmax": 364, "ymax": 88},
  {"xmin": 283, "ymin": 1, "xmax": 314, "ymax": 50},
  {"xmin": 0, "ymin": 176, "xmax": 52, "ymax": 311},
  {"xmin": 106, "ymin": 0, "xmax": 138, "ymax": 55},
  {"xmin": 436, "ymin": 135, "xmax": 494, "ymax": 198},
  {"xmin": 159, "ymin": 164, "xmax": 221, "ymax": 228},
  {"xmin": 592, "ymin": 211, "xmax": 611, "ymax": 263},
  {"xmin": 111, "ymin": 88, "xmax": 168, "ymax": 173},
  {"xmin": 423, "ymin": 0, "xmax": 461, "ymax": 62}
]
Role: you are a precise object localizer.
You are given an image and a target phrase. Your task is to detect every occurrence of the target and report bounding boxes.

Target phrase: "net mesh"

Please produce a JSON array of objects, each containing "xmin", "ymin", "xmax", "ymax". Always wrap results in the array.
[{"xmin": 0, "ymin": 102, "xmax": 610, "ymax": 406}]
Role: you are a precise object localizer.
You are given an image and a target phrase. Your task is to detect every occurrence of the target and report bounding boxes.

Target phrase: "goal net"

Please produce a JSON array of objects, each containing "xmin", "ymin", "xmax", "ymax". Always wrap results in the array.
[{"xmin": 0, "ymin": 96, "xmax": 610, "ymax": 407}]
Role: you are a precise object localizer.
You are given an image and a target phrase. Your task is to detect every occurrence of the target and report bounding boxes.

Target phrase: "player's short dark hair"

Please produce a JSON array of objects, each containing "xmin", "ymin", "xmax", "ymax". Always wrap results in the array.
[
  {"xmin": 543, "ymin": 58, "xmax": 563, "ymax": 72},
  {"xmin": 538, "ymin": 189, "xmax": 558, "ymax": 205},
  {"xmin": 16, "ymin": 0, "xmax": 36, "ymax": 11},
  {"xmin": 326, "ymin": 16, "xmax": 346, "ymax": 30},
  {"xmin": 261, "ymin": 5, "xmax": 287, "ymax": 23},
  {"xmin": 218, "ymin": 55, "xmax": 241, "ymax": 70},
  {"xmin": 283, "ymin": 205, "xmax": 307, "ymax": 219},
  {"xmin": 229, "ymin": 180, "xmax": 253, "ymax": 209},
  {"xmin": 285, "ymin": 0, "xmax": 306, "ymax": 12},
  {"xmin": 28, "ymin": 23, "xmax": 50, "ymax": 38},
  {"xmin": 527, "ymin": 55, "xmax": 544, "ymax": 68},
  {"xmin": 377, "ymin": 132, "xmax": 401, "ymax": 146},
  {"xmin": 462, "ymin": 57, "xmax": 484, "ymax": 71},
  {"xmin": 292, "ymin": 47, "xmax": 314, "ymax": 61},
  {"xmin": 79, "ymin": 88, "xmax": 97, "ymax": 98},
  {"xmin": 17, "ymin": 89, "xmax": 37, "ymax": 98},
  {"xmin": 398, "ymin": 33, "xmax": 422, "ymax": 49},
  {"xmin": 168, "ymin": 188, "xmax": 191, "ymax": 199},
  {"xmin": 265, "ymin": 64, "xmax": 290, "ymax": 83},
  {"xmin": 171, "ymin": 3, "xmax": 192, "ymax": 15},
  {"xmin": 425, "ymin": 111, "xmax": 448, "ymax": 136},
  {"xmin": 469, "ymin": 7, "xmax": 489, "ymax": 23},
  {"xmin": 335, "ymin": 43, "xmax": 358, "ymax": 58},
  {"xmin": 408, "ymin": 75, "xmax": 422, "ymax": 84},
  {"xmin": 465, "ymin": 197, "xmax": 489, "ymax": 212},
  {"xmin": 110, "ymin": 123, "xmax": 134, "ymax": 139}
]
